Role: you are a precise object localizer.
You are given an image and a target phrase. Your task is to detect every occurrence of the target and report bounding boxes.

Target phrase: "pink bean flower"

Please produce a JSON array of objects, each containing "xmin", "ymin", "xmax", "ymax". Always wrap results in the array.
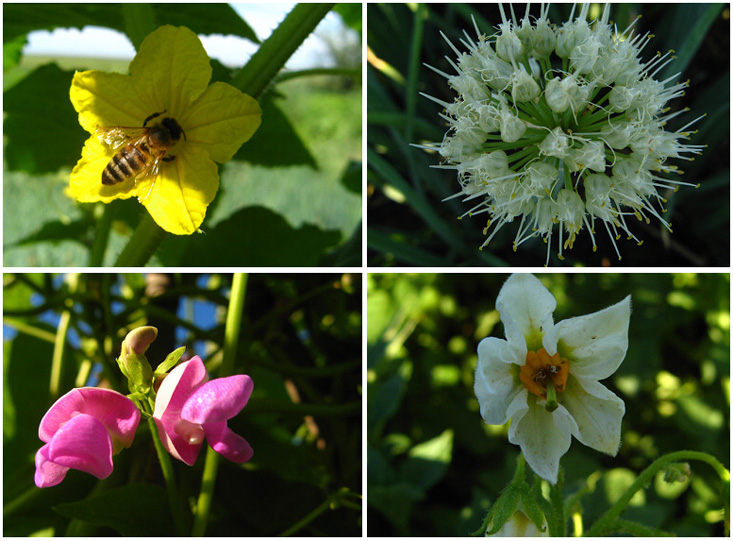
[
  {"xmin": 153, "ymin": 356, "xmax": 254, "ymax": 466},
  {"xmin": 35, "ymin": 387, "xmax": 141, "ymax": 488}
]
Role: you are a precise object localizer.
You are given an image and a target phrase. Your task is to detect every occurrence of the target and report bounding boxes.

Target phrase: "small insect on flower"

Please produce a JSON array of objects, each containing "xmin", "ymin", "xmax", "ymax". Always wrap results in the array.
[{"xmin": 96, "ymin": 110, "xmax": 186, "ymax": 202}]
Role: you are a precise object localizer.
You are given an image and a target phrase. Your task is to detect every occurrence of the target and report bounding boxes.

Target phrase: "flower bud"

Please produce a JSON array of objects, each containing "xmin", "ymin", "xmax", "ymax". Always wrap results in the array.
[
  {"xmin": 511, "ymin": 68, "xmax": 540, "ymax": 103},
  {"xmin": 496, "ymin": 25, "xmax": 522, "ymax": 62},
  {"xmin": 117, "ymin": 326, "xmax": 156, "ymax": 392},
  {"xmin": 539, "ymin": 127, "xmax": 571, "ymax": 159}
]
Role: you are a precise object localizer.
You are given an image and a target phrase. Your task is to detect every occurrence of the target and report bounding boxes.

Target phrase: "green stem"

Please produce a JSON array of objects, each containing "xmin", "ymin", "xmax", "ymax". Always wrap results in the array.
[
  {"xmin": 274, "ymin": 67, "xmax": 360, "ymax": 84},
  {"xmin": 114, "ymin": 212, "xmax": 167, "ymax": 267},
  {"xmin": 2, "ymin": 317, "xmax": 56, "ymax": 342},
  {"xmin": 231, "ymin": 3, "xmax": 335, "ymax": 99},
  {"xmin": 50, "ymin": 274, "xmax": 78, "ymax": 398},
  {"xmin": 147, "ymin": 417, "xmax": 185, "ymax": 535},
  {"xmin": 89, "ymin": 204, "xmax": 113, "ymax": 266},
  {"xmin": 279, "ymin": 487, "xmax": 356, "ymax": 536},
  {"xmin": 585, "ymin": 450, "xmax": 730, "ymax": 536},
  {"xmin": 191, "ymin": 273, "xmax": 248, "ymax": 536},
  {"xmin": 221, "ymin": 273, "xmax": 248, "ymax": 376},
  {"xmin": 50, "ymin": 310, "xmax": 71, "ymax": 398}
]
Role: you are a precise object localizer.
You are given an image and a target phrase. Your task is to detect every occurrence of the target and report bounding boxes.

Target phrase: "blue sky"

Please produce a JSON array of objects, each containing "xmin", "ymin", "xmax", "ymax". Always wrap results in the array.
[{"xmin": 22, "ymin": 4, "xmax": 355, "ymax": 69}]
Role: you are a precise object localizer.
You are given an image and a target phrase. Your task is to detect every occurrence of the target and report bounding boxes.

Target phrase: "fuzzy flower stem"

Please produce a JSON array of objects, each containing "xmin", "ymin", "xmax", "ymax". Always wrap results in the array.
[
  {"xmin": 231, "ymin": 3, "xmax": 335, "ymax": 98},
  {"xmin": 191, "ymin": 273, "xmax": 249, "ymax": 536},
  {"xmin": 114, "ymin": 212, "xmax": 167, "ymax": 267}
]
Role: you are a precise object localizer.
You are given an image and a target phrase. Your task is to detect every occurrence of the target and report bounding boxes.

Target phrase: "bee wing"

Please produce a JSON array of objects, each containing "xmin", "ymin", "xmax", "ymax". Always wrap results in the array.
[{"xmin": 96, "ymin": 126, "xmax": 148, "ymax": 149}]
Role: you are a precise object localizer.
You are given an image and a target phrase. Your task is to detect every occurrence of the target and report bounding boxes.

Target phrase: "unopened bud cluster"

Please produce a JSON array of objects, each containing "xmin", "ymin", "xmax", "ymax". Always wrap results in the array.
[{"xmin": 420, "ymin": 4, "xmax": 704, "ymax": 264}]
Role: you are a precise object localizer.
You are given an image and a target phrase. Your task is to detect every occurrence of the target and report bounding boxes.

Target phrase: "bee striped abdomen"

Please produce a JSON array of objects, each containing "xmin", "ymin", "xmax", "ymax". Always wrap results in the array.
[{"xmin": 102, "ymin": 143, "xmax": 151, "ymax": 185}]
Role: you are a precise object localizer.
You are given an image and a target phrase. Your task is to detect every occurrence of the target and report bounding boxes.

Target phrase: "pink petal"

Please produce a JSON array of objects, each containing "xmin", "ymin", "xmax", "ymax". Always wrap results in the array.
[
  {"xmin": 153, "ymin": 357, "xmax": 209, "ymax": 420},
  {"xmin": 47, "ymin": 414, "xmax": 114, "ymax": 479},
  {"xmin": 181, "ymin": 375, "xmax": 253, "ymax": 424},
  {"xmin": 152, "ymin": 357, "xmax": 209, "ymax": 465},
  {"xmin": 39, "ymin": 388, "xmax": 141, "ymax": 449},
  {"xmin": 203, "ymin": 421, "xmax": 253, "ymax": 463},
  {"xmin": 34, "ymin": 443, "xmax": 69, "ymax": 488},
  {"xmin": 153, "ymin": 417, "xmax": 202, "ymax": 466}
]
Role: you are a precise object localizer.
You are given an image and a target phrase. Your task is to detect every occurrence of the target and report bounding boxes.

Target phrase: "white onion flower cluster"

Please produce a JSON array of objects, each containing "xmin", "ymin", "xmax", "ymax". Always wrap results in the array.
[{"xmin": 420, "ymin": 4, "xmax": 704, "ymax": 264}]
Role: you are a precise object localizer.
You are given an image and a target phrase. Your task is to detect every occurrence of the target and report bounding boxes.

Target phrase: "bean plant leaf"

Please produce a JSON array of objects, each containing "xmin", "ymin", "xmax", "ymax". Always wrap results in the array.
[{"xmin": 53, "ymin": 484, "xmax": 174, "ymax": 536}]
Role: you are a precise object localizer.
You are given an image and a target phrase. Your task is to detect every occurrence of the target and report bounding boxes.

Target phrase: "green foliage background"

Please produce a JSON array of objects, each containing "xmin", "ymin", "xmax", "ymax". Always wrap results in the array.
[
  {"xmin": 4, "ymin": 273, "xmax": 362, "ymax": 536},
  {"xmin": 367, "ymin": 3, "xmax": 729, "ymax": 267},
  {"xmin": 3, "ymin": 3, "xmax": 362, "ymax": 267},
  {"xmin": 367, "ymin": 272, "xmax": 730, "ymax": 535}
]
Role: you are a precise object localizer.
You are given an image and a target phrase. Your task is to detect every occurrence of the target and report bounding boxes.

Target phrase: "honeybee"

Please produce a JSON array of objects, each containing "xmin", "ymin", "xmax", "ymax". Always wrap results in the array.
[{"xmin": 96, "ymin": 110, "xmax": 186, "ymax": 201}]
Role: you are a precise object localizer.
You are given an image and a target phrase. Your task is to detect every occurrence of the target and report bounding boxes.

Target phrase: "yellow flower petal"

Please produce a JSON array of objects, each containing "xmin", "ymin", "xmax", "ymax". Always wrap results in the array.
[
  {"xmin": 141, "ymin": 145, "xmax": 219, "ymax": 235},
  {"xmin": 130, "ymin": 25, "xmax": 212, "ymax": 118},
  {"xmin": 67, "ymin": 25, "xmax": 261, "ymax": 236},
  {"xmin": 70, "ymin": 71, "xmax": 146, "ymax": 133},
  {"xmin": 182, "ymin": 81, "xmax": 262, "ymax": 163},
  {"xmin": 68, "ymin": 137, "xmax": 138, "ymax": 202}
]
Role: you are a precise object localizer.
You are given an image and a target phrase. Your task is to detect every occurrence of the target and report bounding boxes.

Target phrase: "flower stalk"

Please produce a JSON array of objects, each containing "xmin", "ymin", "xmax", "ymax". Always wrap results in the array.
[
  {"xmin": 586, "ymin": 450, "xmax": 730, "ymax": 536},
  {"xmin": 191, "ymin": 273, "xmax": 249, "ymax": 536}
]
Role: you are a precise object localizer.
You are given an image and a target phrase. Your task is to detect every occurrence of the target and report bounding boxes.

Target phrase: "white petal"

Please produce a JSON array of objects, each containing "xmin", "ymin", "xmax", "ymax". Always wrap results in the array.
[
  {"xmin": 497, "ymin": 274, "xmax": 557, "ymax": 354},
  {"xmin": 556, "ymin": 296, "xmax": 631, "ymax": 380},
  {"xmin": 560, "ymin": 376, "xmax": 625, "ymax": 455},
  {"xmin": 475, "ymin": 338, "xmax": 523, "ymax": 425},
  {"xmin": 507, "ymin": 394, "xmax": 577, "ymax": 483}
]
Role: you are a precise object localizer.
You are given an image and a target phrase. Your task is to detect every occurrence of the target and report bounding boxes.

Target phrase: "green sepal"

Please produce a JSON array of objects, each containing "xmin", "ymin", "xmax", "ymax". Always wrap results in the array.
[
  {"xmin": 154, "ymin": 346, "xmax": 186, "ymax": 376},
  {"xmin": 518, "ymin": 485, "xmax": 547, "ymax": 533},
  {"xmin": 120, "ymin": 352, "xmax": 154, "ymax": 392},
  {"xmin": 484, "ymin": 486, "xmax": 520, "ymax": 536}
]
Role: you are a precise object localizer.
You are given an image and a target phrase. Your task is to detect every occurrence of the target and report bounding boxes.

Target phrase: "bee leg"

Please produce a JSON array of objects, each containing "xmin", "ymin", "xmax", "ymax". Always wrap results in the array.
[
  {"xmin": 138, "ymin": 178, "xmax": 157, "ymax": 204},
  {"xmin": 162, "ymin": 155, "xmax": 175, "ymax": 162},
  {"xmin": 143, "ymin": 110, "xmax": 167, "ymax": 127}
]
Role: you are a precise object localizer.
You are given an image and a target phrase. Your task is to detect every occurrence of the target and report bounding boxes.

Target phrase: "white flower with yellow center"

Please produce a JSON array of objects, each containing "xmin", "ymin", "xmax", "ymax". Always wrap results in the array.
[{"xmin": 475, "ymin": 273, "xmax": 630, "ymax": 483}]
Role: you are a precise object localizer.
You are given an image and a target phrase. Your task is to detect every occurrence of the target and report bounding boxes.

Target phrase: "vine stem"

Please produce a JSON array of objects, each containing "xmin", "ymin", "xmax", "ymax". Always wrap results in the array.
[
  {"xmin": 49, "ymin": 274, "xmax": 79, "ymax": 398},
  {"xmin": 585, "ymin": 450, "xmax": 730, "ymax": 536},
  {"xmin": 231, "ymin": 3, "xmax": 335, "ymax": 98},
  {"xmin": 114, "ymin": 212, "xmax": 167, "ymax": 267},
  {"xmin": 191, "ymin": 273, "xmax": 248, "ymax": 536},
  {"xmin": 147, "ymin": 417, "xmax": 185, "ymax": 536}
]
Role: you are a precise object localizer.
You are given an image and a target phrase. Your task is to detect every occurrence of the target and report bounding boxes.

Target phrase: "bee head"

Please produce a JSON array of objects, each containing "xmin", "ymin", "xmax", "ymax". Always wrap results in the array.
[{"xmin": 160, "ymin": 117, "xmax": 187, "ymax": 142}]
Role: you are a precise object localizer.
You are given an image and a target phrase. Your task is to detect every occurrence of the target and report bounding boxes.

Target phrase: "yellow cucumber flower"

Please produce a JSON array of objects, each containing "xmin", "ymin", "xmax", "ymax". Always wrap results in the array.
[{"xmin": 69, "ymin": 25, "xmax": 262, "ymax": 235}]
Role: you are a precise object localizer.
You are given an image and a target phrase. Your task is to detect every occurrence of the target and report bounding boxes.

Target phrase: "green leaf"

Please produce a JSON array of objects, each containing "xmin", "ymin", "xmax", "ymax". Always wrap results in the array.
[
  {"xmin": 4, "ymin": 4, "xmax": 257, "ymax": 44},
  {"xmin": 399, "ymin": 429, "xmax": 454, "ymax": 491},
  {"xmin": 159, "ymin": 206, "xmax": 341, "ymax": 266},
  {"xmin": 662, "ymin": 4, "xmax": 724, "ymax": 80},
  {"xmin": 11, "ymin": 219, "xmax": 90, "ymax": 248},
  {"xmin": 154, "ymin": 346, "xmax": 186, "ymax": 375},
  {"xmin": 234, "ymin": 95, "xmax": 317, "ymax": 168},
  {"xmin": 4, "ymin": 64, "xmax": 88, "ymax": 174},
  {"xmin": 334, "ymin": 3, "xmax": 362, "ymax": 34},
  {"xmin": 367, "ymin": 367, "xmax": 410, "ymax": 436},
  {"xmin": 154, "ymin": 4, "xmax": 258, "ymax": 43},
  {"xmin": 3, "ymin": 331, "xmax": 55, "ymax": 501},
  {"xmin": 3, "ymin": 34, "xmax": 26, "ymax": 73},
  {"xmin": 53, "ymin": 483, "xmax": 174, "ymax": 536},
  {"xmin": 367, "ymin": 484, "xmax": 424, "ymax": 534},
  {"xmin": 3, "ymin": 4, "xmax": 122, "ymax": 42},
  {"xmin": 368, "ymin": 228, "xmax": 449, "ymax": 266},
  {"xmin": 340, "ymin": 160, "xmax": 361, "ymax": 194}
]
